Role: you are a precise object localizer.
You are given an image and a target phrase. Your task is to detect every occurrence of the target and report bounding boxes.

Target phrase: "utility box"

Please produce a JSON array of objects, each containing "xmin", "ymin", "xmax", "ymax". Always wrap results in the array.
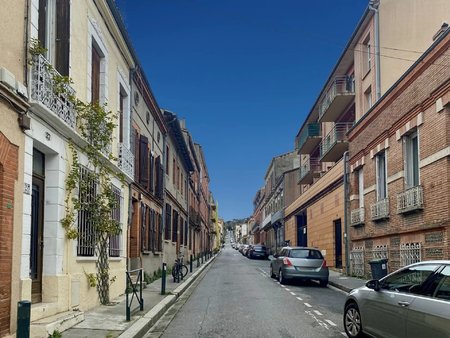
[{"xmin": 369, "ymin": 259, "xmax": 389, "ymax": 280}]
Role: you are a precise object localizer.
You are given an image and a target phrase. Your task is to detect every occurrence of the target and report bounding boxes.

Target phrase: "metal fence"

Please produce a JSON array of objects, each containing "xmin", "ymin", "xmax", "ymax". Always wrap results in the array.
[{"xmin": 350, "ymin": 247, "xmax": 365, "ymax": 277}]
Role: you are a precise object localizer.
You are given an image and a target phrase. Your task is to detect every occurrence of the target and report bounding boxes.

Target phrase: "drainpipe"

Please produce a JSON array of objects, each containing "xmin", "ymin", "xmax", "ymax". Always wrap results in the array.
[
  {"xmin": 369, "ymin": 0, "xmax": 381, "ymax": 100},
  {"xmin": 343, "ymin": 151, "xmax": 350, "ymax": 275}
]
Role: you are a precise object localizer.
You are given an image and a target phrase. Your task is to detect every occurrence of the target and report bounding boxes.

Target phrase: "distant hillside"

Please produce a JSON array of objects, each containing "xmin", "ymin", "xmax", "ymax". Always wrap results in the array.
[{"xmin": 224, "ymin": 218, "xmax": 249, "ymax": 231}]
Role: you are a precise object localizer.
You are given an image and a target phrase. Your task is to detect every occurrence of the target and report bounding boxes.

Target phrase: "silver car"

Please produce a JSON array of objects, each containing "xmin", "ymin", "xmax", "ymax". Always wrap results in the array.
[
  {"xmin": 270, "ymin": 247, "xmax": 329, "ymax": 286},
  {"xmin": 344, "ymin": 260, "xmax": 450, "ymax": 338}
]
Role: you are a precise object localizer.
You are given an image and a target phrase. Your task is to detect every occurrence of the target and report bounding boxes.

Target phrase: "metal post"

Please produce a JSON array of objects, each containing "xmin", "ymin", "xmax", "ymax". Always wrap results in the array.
[
  {"xmin": 201, "ymin": 252, "xmax": 203, "ymax": 264},
  {"xmin": 126, "ymin": 274, "xmax": 130, "ymax": 321},
  {"xmin": 17, "ymin": 300, "xmax": 31, "ymax": 338},
  {"xmin": 139, "ymin": 269, "xmax": 144, "ymax": 311},
  {"xmin": 197, "ymin": 254, "xmax": 200, "ymax": 267},
  {"xmin": 190, "ymin": 254, "xmax": 193, "ymax": 273},
  {"xmin": 161, "ymin": 263, "xmax": 166, "ymax": 295}
]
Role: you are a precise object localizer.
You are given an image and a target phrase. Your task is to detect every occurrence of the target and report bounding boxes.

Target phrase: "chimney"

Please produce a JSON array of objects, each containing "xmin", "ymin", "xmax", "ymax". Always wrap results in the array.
[{"xmin": 433, "ymin": 22, "xmax": 449, "ymax": 41}]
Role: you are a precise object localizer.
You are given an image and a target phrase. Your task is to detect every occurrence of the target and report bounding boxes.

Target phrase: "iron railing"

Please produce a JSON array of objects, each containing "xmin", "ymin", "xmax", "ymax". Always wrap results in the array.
[
  {"xmin": 126, "ymin": 268, "xmax": 144, "ymax": 321},
  {"xmin": 350, "ymin": 207, "xmax": 365, "ymax": 226},
  {"xmin": 319, "ymin": 75, "xmax": 355, "ymax": 120},
  {"xmin": 31, "ymin": 54, "xmax": 77, "ymax": 129},
  {"xmin": 400, "ymin": 243, "xmax": 422, "ymax": 266},
  {"xmin": 299, "ymin": 157, "xmax": 321, "ymax": 181},
  {"xmin": 320, "ymin": 122, "xmax": 353, "ymax": 159},
  {"xmin": 118, "ymin": 143, "xmax": 134, "ymax": 179},
  {"xmin": 371, "ymin": 198, "xmax": 390, "ymax": 220},
  {"xmin": 350, "ymin": 247, "xmax": 365, "ymax": 277},
  {"xmin": 397, "ymin": 186, "xmax": 423, "ymax": 213}
]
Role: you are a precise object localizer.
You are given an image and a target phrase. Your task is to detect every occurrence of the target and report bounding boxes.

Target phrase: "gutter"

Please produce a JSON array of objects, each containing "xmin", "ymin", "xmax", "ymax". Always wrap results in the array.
[{"xmin": 369, "ymin": 0, "xmax": 382, "ymax": 100}]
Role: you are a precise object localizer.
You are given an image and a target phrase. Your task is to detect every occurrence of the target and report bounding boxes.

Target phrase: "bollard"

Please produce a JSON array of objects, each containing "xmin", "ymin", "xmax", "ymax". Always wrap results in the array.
[
  {"xmin": 190, "ymin": 254, "xmax": 193, "ymax": 273},
  {"xmin": 161, "ymin": 262, "xmax": 166, "ymax": 295},
  {"xmin": 201, "ymin": 252, "xmax": 203, "ymax": 264},
  {"xmin": 17, "ymin": 300, "xmax": 31, "ymax": 338},
  {"xmin": 197, "ymin": 255, "xmax": 200, "ymax": 267}
]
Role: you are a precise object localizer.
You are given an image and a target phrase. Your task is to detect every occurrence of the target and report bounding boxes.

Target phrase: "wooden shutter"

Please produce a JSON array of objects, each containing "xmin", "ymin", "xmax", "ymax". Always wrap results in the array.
[
  {"xmin": 134, "ymin": 130, "xmax": 140, "ymax": 182},
  {"xmin": 139, "ymin": 136, "xmax": 149, "ymax": 188},
  {"xmin": 149, "ymin": 153, "xmax": 154, "ymax": 193},
  {"xmin": 38, "ymin": 0, "xmax": 47, "ymax": 50},
  {"xmin": 91, "ymin": 46, "xmax": 101, "ymax": 103},
  {"xmin": 55, "ymin": 0, "xmax": 70, "ymax": 76},
  {"xmin": 158, "ymin": 214, "xmax": 163, "ymax": 251}
]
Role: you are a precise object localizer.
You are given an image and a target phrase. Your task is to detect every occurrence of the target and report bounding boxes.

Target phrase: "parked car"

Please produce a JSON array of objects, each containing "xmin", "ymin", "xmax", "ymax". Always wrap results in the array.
[
  {"xmin": 270, "ymin": 247, "xmax": 328, "ymax": 286},
  {"xmin": 343, "ymin": 260, "xmax": 450, "ymax": 338},
  {"xmin": 248, "ymin": 244, "xmax": 268, "ymax": 259},
  {"xmin": 242, "ymin": 244, "xmax": 250, "ymax": 256}
]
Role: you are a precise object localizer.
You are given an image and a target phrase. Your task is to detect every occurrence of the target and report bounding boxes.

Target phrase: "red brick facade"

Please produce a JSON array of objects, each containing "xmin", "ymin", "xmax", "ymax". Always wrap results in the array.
[
  {"xmin": 348, "ymin": 33, "xmax": 450, "ymax": 277},
  {"xmin": 0, "ymin": 132, "xmax": 19, "ymax": 337}
]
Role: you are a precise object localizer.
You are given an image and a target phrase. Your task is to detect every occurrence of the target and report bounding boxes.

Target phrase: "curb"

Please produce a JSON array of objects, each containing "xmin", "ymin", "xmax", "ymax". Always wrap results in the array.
[
  {"xmin": 118, "ymin": 254, "xmax": 218, "ymax": 338},
  {"xmin": 328, "ymin": 280, "xmax": 352, "ymax": 293}
]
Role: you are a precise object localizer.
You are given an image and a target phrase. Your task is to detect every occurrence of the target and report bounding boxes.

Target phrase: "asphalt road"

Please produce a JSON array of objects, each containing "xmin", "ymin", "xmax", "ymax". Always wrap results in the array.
[{"xmin": 145, "ymin": 243, "xmax": 348, "ymax": 338}]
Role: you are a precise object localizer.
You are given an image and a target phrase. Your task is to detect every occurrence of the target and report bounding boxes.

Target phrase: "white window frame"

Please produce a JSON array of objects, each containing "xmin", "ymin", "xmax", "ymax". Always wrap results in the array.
[
  {"xmin": 87, "ymin": 18, "xmax": 108, "ymax": 105},
  {"xmin": 404, "ymin": 130, "xmax": 420, "ymax": 188},
  {"xmin": 358, "ymin": 168, "xmax": 364, "ymax": 208}
]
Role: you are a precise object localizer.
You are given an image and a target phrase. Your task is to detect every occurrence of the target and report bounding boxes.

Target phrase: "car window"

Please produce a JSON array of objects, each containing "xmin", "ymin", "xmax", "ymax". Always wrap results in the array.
[
  {"xmin": 289, "ymin": 249, "xmax": 323, "ymax": 259},
  {"xmin": 434, "ymin": 266, "xmax": 450, "ymax": 301},
  {"xmin": 381, "ymin": 264, "xmax": 439, "ymax": 294}
]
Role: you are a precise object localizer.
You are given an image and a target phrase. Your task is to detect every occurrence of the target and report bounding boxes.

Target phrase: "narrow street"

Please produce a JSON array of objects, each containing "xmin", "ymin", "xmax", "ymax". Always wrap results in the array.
[{"xmin": 145, "ymin": 242, "xmax": 347, "ymax": 338}]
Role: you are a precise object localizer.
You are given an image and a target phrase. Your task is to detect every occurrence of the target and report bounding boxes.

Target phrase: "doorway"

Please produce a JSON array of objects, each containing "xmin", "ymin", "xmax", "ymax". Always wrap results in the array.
[
  {"xmin": 334, "ymin": 219, "xmax": 342, "ymax": 268},
  {"xmin": 30, "ymin": 149, "xmax": 45, "ymax": 303},
  {"xmin": 296, "ymin": 212, "xmax": 307, "ymax": 247}
]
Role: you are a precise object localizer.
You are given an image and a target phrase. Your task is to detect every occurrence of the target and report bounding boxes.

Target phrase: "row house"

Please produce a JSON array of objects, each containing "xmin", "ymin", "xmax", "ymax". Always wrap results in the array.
[
  {"xmin": 0, "ymin": 0, "xmax": 29, "ymax": 335},
  {"xmin": 129, "ymin": 68, "xmax": 167, "ymax": 274},
  {"xmin": 251, "ymin": 188, "xmax": 265, "ymax": 244},
  {"xmin": 284, "ymin": 0, "xmax": 450, "ymax": 271},
  {"xmin": 260, "ymin": 151, "xmax": 298, "ymax": 254},
  {"xmin": 163, "ymin": 111, "xmax": 194, "ymax": 265},
  {"xmin": 347, "ymin": 28, "xmax": 450, "ymax": 277},
  {"xmin": 209, "ymin": 194, "xmax": 220, "ymax": 250}
]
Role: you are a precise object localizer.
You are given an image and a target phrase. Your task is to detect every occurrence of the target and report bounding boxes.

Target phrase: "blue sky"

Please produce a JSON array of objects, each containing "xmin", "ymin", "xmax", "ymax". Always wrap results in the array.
[{"xmin": 115, "ymin": 0, "xmax": 368, "ymax": 221}]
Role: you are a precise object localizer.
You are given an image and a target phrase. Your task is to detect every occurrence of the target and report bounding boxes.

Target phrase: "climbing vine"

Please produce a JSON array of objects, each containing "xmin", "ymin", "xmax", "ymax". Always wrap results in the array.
[{"xmin": 30, "ymin": 39, "xmax": 124, "ymax": 305}]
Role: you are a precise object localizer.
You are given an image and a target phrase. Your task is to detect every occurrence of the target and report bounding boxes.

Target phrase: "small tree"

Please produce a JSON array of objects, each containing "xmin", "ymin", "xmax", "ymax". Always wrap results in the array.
[{"xmin": 30, "ymin": 40, "xmax": 123, "ymax": 304}]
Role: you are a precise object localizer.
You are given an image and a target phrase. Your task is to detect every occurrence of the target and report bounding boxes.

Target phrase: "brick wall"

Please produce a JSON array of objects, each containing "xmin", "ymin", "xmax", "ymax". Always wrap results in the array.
[
  {"xmin": 348, "ymin": 35, "xmax": 450, "ymax": 275},
  {"xmin": 0, "ymin": 132, "xmax": 18, "ymax": 337}
]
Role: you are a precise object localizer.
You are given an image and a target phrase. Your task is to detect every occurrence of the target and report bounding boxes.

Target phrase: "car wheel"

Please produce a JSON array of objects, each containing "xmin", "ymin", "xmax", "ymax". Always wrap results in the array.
[
  {"xmin": 319, "ymin": 279, "xmax": 328, "ymax": 287},
  {"xmin": 270, "ymin": 265, "xmax": 276, "ymax": 278},
  {"xmin": 279, "ymin": 269, "xmax": 286, "ymax": 284},
  {"xmin": 344, "ymin": 303, "xmax": 363, "ymax": 338}
]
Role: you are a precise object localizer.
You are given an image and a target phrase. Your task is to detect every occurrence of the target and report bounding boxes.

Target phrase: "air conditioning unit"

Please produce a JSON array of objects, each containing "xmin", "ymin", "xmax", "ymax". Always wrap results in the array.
[{"xmin": 0, "ymin": 67, "xmax": 16, "ymax": 91}]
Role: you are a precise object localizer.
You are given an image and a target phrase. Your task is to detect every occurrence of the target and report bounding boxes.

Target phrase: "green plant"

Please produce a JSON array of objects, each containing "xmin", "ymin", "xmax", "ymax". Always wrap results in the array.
[
  {"xmin": 85, "ymin": 271, "xmax": 97, "ymax": 288},
  {"xmin": 48, "ymin": 330, "xmax": 62, "ymax": 338}
]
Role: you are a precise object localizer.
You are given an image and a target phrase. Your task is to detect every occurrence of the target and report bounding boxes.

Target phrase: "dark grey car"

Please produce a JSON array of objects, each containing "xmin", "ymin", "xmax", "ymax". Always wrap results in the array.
[
  {"xmin": 270, "ymin": 247, "xmax": 329, "ymax": 286},
  {"xmin": 344, "ymin": 260, "xmax": 450, "ymax": 338}
]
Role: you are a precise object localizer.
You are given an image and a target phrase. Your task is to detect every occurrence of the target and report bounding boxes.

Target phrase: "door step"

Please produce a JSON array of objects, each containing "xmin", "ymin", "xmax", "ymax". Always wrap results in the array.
[{"xmin": 30, "ymin": 310, "xmax": 84, "ymax": 338}]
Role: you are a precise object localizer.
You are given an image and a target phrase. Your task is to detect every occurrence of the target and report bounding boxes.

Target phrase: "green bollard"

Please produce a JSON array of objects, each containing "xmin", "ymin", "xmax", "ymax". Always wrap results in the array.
[
  {"xmin": 161, "ymin": 263, "xmax": 166, "ymax": 295},
  {"xmin": 17, "ymin": 300, "xmax": 31, "ymax": 338}
]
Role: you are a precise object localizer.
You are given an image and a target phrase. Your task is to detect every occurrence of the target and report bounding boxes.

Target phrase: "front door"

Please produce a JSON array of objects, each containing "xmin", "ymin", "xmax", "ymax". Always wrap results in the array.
[
  {"xmin": 296, "ymin": 212, "xmax": 307, "ymax": 247},
  {"xmin": 334, "ymin": 219, "xmax": 342, "ymax": 268},
  {"xmin": 30, "ymin": 176, "xmax": 44, "ymax": 303}
]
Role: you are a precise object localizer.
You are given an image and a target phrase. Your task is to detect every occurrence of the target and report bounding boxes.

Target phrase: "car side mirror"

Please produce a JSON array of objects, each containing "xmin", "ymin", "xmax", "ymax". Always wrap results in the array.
[
  {"xmin": 366, "ymin": 279, "xmax": 380, "ymax": 291},
  {"xmin": 273, "ymin": 254, "xmax": 278, "ymax": 258}
]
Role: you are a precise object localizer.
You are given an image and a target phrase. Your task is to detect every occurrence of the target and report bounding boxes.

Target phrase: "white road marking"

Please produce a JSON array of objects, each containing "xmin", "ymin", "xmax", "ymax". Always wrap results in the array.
[
  {"xmin": 280, "ymin": 285, "xmax": 286, "ymax": 288},
  {"xmin": 296, "ymin": 297, "xmax": 303, "ymax": 301},
  {"xmin": 260, "ymin": 273, "xmax": 266, "ymax": 277},
  {"xmin": 313, "ymin": 310, "xmax": 323, "ymax": 316},
  {"xmin": 285, "ymin": 288, "xmax": 291, "ymax": 291},
  {"xmin": 305, "ymin": 310, "xmax": 329, "ymax": 330},
  {"xmin": 304, "ymin": 303, "xmax": 312, "ymax": 308},
  {"xmin": 341, "ymin": 333, "xmax": 347, "ymax": 337},
  {"xmin": 325, "ymin": 320, "xmax": 337, "ymax": 327},
  {"xmin": 290, "ymin": 292, "xmax": 296, "ymax": 296}
]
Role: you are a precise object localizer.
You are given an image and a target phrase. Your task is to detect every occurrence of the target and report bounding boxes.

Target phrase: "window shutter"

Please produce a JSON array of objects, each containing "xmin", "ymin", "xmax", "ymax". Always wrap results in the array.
[
  {"xmin": 158, "ymin": 214, "xmax": 163, "ymax": 251},
  {"xmin": 55, "ymin": 0, "xmax": 70, "ymax": 76},
  {"xmin": 38, "ymin": 0, "xmax": 48, "ymax": 50},
  {"xmin": 149, "ymin": 153, "xmax": 154, "ymax": 193},
  {"xmin": 134, "ymin": 131, "xmax": 140, "ymax": 182},
  {"xmin": 91, "ymin": 46, "xmax": 101, "ymax": 103},
  {"xmin": 139, "ymin": 136, "xmax": 149, "ymax": 187}
]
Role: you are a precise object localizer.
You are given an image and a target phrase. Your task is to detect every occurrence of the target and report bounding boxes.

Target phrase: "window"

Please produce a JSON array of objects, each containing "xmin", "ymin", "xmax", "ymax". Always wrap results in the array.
[
  {"xmin": 364, "ymin": 87, "xmax": 372, "ymax": 112},
  {"xmin": 434, "ymin": 266, "xmax": 450, "ymax": 301},
  {"xmin": 109, "ymin": 185, "xmax": 121, "ymax": 257},
  {"xmin": 155, "ymin": 156, "xmax": 164, "ymax": 199},
  {"xmin": 38, "ymin": 0, "xmax": 70, "ymax": 76},
  {"xmin": 77, "ymin": 167, "xmax": 97, "ymax": 256},
  {"xmin": 381, "ymin": 265, "xmax": 439, "ymax": 294},
  {"xmin": 181, "ymin": 173, "xmax": 184, "ymax": 196},
  {"xmin": 172, "ymin": 210, "xmax": 178, "ymax": 242},
  {"xmin": 164, "ymin": 203, "xmax": 171, "ymax": 240},
  {"xmin": 119, "ymin": 90, "xmax": 125, "ymax": 143},
  {"xmin": 180, "ymin": 217, "xmax": 184, "ymax": 245},
  {"xmin": 139, "ymin": 136, "xmax": 149, "ymax": 189},
  {"xmin": 157, "ymin": 213, "xmax": 163, "ymax": 251},
  {"xmin": 357, "ymin": 168, "xmax": 364, "ymax": 208},
  {"xmin": 376, "ymin": 151, "xmax": 387, "ymax": 200},
  {"xmin": 173, "ymin": 158, "xmax": 176, "ymax": 183},
  {"xmin": 184, "ymin": 220, "xmax": 188, "ymax": 247},
  {"xmin": 91, "ymin": 44, "xmax": 101, "ymax": 103},
  {"xmin": 362, "ymin": 34, "xmax": 371, "ymax": 75},
  {"xmin": 404, "ymin": 131, "xmax": 420, "ymax": 188},
  {"xmin": 165, "ymin": 146, "xmax": 170, "ymax": 176}
]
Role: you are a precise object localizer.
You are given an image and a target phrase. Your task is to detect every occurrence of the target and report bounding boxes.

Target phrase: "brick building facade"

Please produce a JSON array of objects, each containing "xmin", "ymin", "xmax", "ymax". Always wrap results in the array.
[{"xmin": 347, "ymin": 30, "xmax": 450, "ymax": 277}]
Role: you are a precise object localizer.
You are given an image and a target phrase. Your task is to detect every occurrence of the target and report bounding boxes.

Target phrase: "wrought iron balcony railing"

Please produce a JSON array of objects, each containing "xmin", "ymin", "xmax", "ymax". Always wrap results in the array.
[
  {"xmin": 320, "ymin": 122, "xmax": 353, "ymax": 161},
  {"xmin": 350, "ymin": 207, "xmax": 365, "ymax": 226},
  {"xmin": 118, "ymin": 143, "xmax": 134, "ymax": 179},
  {"xmin": 371, "ymin": 198, "xmax": 389, "ymax": 220},
  {"xmin": 31, "ymin": 54, "xmax": 77, "ymax": 130},
  {"xmin": 397, "ymin": 186, "xmax": 424, "ymax": 213},
  {"xmin": 299, "ymin": 157, "xmax": 321, "ymax": 184}
]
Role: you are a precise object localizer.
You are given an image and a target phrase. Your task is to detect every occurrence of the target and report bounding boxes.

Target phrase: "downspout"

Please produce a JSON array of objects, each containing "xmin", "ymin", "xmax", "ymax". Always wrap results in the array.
[
  {"xmin": 369, "ymin": 0, "xmax": 381, "ymax": 100},
  {"xmin": 343, "ymin": 151, "xmax": 350, "ymax": 275}
]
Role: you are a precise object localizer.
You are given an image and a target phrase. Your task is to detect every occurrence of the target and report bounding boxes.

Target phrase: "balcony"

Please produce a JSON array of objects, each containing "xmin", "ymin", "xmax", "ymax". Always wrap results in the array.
[
  {"xmin": 30, "ymin": 54, "xmax": 77, "ymax": 131},
  {"xmin": 298, "ymin": 157, "xmax": 321, "ymax": 185},
  {"xmin": 297, "ymin": 123, "xmax": 321, "ymax": 154},
  {"xmin": 350, "ymin": 207, "xmax": 365, "ymax": 226},
  {"xmin": 371, "ymin": 198, "xmax": 389, "ymax": 221},
  {"xmin": 397, "ymin": 186, "xmax": 424, "ymax": 214},
  {"xmin": 319, "ymin": 76, "xmax": 355, "ymax": 122},
  {"xmin": 320, "ymin": 122, "xmax": 353, "ymax": 162},
  {"xmin": 118, "ymin": 143, "xmax": 134, "ymax": 179}
]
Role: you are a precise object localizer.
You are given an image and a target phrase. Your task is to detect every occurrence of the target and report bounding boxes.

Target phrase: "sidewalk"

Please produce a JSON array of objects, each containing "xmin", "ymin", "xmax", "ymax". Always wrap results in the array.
[
  {"xmin": 61, "ymin": 253, "xmax": 218, "ymax": 338},
  {"xmin": 328, "ymin": 269, "xmax": 367, "ymax": 293}
]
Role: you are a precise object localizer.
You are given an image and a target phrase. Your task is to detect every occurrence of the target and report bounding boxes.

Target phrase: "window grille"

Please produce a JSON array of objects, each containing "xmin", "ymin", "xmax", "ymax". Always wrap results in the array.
[
  {"xmin": 400, "ymin": 242, "xmax": 422, "ymax": 267},
  {"xmin": 350, "ymin": 247, "xmax": 365, "ymax": 277},
  {"xmin": 77, "ymin": 166, "xmax": 97, "ymax": 256}
]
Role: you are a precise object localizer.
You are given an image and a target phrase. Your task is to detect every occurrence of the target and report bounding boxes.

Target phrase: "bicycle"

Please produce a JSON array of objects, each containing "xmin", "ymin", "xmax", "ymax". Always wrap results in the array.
[{"xmin": 172, "ymin": 255, "xmax": 188, "ymax": 283}]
